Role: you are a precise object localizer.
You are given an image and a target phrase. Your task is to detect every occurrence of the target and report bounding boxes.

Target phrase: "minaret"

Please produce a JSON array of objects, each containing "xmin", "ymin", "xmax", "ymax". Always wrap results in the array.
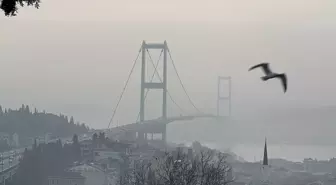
[
  {"xmin": 261, "ymin": 138, "xmax": 270, "ymax": 184},
  {"xmin": 263, "ymin": 138, "xmax": 268, "ymax": 166}
]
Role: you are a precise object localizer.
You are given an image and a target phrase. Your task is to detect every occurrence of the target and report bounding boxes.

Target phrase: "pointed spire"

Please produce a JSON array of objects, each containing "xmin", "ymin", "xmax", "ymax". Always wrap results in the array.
[{"xmin": 263, "ymin": 138, "xmax": 268, "ymax": 165}]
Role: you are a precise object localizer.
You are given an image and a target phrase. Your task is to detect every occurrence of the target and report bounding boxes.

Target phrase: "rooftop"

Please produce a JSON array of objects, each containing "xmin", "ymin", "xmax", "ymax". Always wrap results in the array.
[{"xmin": 68, "ymin": 164, "xmax": 104, "ymax": 173}]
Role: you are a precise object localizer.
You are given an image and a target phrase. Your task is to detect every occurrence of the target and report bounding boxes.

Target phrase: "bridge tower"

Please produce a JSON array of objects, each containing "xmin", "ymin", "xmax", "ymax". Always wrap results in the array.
[
  {"xmin": 139, "ymin": 41, "xmax": 168, "ymax": 142},
  {"xmin": 217, "ymin": 76, "xmax": 232, "ymax": 117}
]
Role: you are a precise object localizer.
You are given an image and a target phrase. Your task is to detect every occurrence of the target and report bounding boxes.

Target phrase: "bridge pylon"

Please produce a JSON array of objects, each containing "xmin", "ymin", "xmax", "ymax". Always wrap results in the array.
[{"xmin": 139, "ymin": 41, "xmax": 168, "ymax": 143}]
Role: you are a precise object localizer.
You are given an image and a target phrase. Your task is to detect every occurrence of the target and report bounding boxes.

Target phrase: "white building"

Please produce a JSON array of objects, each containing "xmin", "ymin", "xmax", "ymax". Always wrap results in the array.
[
  {"xmin": 80, "ymin": 139, "xmax": 93, "ymax": 160},
  {"xmin": 67, "ymin": 163, "xmax": 116, "ymax": 185},
  {"xmin": 93, "ymin": 149, "xmax": 124, "ymax": 171},
  {"xmin": 47, "ymin": 171, "xmax": 85, "ymax": 185}
]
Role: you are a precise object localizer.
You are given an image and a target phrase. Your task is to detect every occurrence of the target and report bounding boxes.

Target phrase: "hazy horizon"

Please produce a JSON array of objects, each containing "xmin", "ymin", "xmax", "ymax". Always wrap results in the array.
[{"xmin": 1, "ymin": 20, "xmax": 336, "ymax": 126}]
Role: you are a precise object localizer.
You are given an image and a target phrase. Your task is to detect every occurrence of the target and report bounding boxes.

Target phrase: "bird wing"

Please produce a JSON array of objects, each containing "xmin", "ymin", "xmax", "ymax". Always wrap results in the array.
[
  {"xmin": 276, "ymin": 74, "xmax": 287, "ymax": 92},
  {"xmin": 248, "ymin": 63, "xmax": 272, "ymax": 75}
]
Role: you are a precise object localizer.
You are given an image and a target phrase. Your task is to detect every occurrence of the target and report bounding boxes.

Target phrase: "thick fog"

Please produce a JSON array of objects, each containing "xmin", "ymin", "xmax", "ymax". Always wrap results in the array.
[{"xmin": 1, "ymin": 0, "xmax": 336, "ymax": 160}]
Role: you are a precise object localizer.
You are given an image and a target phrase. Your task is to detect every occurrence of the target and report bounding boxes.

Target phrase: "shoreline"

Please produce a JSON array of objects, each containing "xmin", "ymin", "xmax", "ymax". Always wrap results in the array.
[{"xmin": 174, "ymin": 141, "xmax": 336, "ymax": 163}]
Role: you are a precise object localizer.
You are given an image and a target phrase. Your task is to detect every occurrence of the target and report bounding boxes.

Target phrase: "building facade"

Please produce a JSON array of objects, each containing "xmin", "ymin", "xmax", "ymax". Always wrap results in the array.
[
  {"xmin": 80, "ymin": 140, "xmax": 93, "ymax": 161},
  {"xmin": 67, "ymin": 163, "xmax": 115, "ymax": 185},
  {"xmin": 47, "ymin": 172, "xmax": 85, "ymax": 185}
]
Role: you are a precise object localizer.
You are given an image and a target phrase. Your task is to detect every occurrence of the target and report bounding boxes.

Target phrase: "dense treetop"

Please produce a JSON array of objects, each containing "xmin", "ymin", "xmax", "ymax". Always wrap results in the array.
[
  {"xmin": 13, "ymin": 136, "xmax": 81, "ymax": 185},
  {"xmin": 1, "ymin": 0, "xmax": 40, "ymax": 16},
  {"xmin": 0, "ymin": 104, "xmax": 89, "ymax": 145}
]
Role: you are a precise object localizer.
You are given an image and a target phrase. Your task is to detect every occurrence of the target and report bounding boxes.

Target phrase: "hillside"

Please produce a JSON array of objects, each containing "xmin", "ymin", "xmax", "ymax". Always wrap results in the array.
[{"xmin": 0, "ymin": 104, "xmax": 89, "ymax": 146}]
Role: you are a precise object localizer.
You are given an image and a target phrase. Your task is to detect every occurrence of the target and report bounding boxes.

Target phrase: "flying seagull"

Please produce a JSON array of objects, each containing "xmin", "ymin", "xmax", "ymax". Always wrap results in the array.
[{"xmin": 248, "ymin": 63, "xmax": 287, "ymax": 93}]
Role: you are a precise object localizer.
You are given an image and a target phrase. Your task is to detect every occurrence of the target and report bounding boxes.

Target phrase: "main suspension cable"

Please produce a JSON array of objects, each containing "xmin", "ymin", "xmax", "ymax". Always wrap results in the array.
[
  {"xmin": 167, "ymin": 47, "xmax": 203, "ymax": 114},
  {"xmin": 107, "ymin": 47, "xmax": 142, "ymax": 129}
]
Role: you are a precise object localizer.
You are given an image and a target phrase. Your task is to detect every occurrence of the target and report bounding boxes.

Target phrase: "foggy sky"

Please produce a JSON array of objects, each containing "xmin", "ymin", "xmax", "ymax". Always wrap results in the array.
[{"xmin": 1, "ymin": 0, "xmax": 336, "ymax": 134}]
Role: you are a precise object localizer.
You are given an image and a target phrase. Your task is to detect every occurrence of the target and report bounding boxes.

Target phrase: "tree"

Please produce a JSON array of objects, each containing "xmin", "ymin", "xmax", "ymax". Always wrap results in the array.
[
  {"xmin": 72, "ymin": 134, "xmax": 78, "ymax": 144},
  {"xmin": 1, "ymin": 0, "xmax": 40, "ymax": 16},
  {"xmin": 0, "ymin": 105, "xmax": 89, "ymax": 146},
  {"xmin": 34, "ymin": 108, "xmax": 38, "ymax": 115},
  {"xmin": 33, "ymin": 138, "xmax": 37, "ymax": 150},
  {"xmin": 92, "ymin": 133, "xmax": 98, "ymax": 142},
  {"xmin": 98, "ymin": 132, "xmax": 106, "ymax": 148},
  {"xmin": 20, "ymin": 104, "xmax": 25, "ymax": 112},
  {"xmin": 56, "ymin": 139, "xmax": 62, "ymax": 148},
  {"xmin": 25, "ymin": 105, "xmax": 30, "ymax": 113},
  {"xmin": 192, "ymin": 141, "xmax": 202, "ymax": 154},
  {"xmin": 72, "ymin": 134, "xmax": 81, "ymax": 161},
  {"xmin": 70, "ymin": 116, "xmax": 75, "ymax": 125},
  {"xmin": 92, "ymin": 133, "xmax": 98, "ymax": 148},
  {"xmin": 98, "ymin": 132, "xmax": 106, "ymax": 142},
  {"xmin": 0, "ymin": 105, "xmax": 3, "ymax": 115},
  {"xmin": 119, "ymin": 149, "xmax": 234, "ymax": 185},
  {"xmin": 197, "ymin": 150, "xmax": 234, "ymax": 185},
  {"xmin": 14, "ymin": 141, "xmax": 80, "ymax": 185}
]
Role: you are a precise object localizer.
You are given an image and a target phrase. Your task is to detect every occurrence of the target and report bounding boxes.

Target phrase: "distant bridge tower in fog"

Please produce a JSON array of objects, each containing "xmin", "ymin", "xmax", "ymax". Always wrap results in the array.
[{"xmin": 217, "ymin": 76, "xmax": 231, "ymax": 117}]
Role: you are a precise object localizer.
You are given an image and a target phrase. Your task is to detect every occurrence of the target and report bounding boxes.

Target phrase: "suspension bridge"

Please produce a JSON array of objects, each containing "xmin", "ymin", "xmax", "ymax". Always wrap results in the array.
[
  {"xmin": 105, "ymin": 40, "xmax": 232, "ymax": 146},
  {"xmin": 0, "ymin": 40, "xmax": 231, "ymax": 183}
]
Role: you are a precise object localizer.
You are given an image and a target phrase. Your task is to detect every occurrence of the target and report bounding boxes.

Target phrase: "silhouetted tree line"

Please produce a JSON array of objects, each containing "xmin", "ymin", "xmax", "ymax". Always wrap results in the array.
[
  {"xmin": 1, "ymin": 0, "xmax": 40, "ymax": 16},
  {"xmin": 91, "ymin": 132, "xmax": 128, "ymax": 150},
  {"xmin": 92, "ymin": 132, "xmax": 108, "ymax": 148},
  {"xmin": 0, "ymin": 104, "xmax": 89, "ymax": 146},
  {"xmin": 13, "ymin": 134, "xmax": 81, "ymax": 185}
]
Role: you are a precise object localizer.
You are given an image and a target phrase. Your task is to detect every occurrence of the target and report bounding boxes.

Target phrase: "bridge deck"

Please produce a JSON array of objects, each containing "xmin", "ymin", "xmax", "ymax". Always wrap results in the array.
[{"xmin": 109, "ymin": 114, "xmax": 219, "ymax": 134}]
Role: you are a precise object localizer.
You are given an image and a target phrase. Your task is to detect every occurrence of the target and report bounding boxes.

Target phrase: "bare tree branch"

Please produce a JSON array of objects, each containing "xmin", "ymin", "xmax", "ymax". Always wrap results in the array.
[{"xmin": 119, "ymin": 148, "xmax": 234, "ymax": 185}]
